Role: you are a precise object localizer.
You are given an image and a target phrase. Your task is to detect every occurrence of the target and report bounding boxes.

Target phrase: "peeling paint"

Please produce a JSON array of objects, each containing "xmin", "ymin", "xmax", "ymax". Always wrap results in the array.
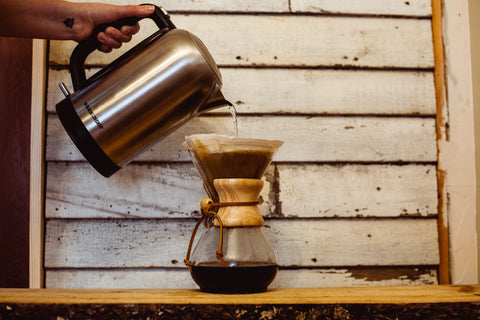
[
  {"xmin": 347, "ymin": 266, "xmax": 436, "ymax": 282},
  {"xmin": 265, "ymin": 165, "xmax": 283, "ymax": 218}
]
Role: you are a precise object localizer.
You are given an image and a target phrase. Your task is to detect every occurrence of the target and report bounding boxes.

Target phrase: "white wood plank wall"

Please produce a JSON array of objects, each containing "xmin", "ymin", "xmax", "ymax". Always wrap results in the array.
[{"xmin": 44, "ymin": 0, "xmax": 439, "ymax": 288}]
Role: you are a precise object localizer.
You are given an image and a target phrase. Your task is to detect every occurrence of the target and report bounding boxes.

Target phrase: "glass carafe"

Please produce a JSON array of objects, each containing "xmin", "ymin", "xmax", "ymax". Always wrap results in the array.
[
  {"xmin": 183, "ymin": 135, "xmax": 283, "ymax": 293},
  {"xmin": 189, "ymin": 226, "xmax": 278, "ymax": 293}
]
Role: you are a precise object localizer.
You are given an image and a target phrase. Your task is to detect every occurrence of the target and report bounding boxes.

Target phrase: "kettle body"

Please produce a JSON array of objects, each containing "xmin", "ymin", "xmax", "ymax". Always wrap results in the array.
[{"xmin": 56, "ymin": 6, "xmax": 229, "ymax": 177}]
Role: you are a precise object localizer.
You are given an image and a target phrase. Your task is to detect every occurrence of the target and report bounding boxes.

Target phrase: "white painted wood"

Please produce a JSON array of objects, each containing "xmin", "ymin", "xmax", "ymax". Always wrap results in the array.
[
  {"xmin": 30, "ymin": 39, "xmax": 47, "ymax": 289},
  {"xmin": 68, "ymin": 0, "xmax": 431, "ymax": 16},
  {"xmin": 44, "ymin": 219, "xmax": 439, "ymax": 268},
  {"xmin": 48, "ymin": 15, "xmax": 434, "ymax": 68},
  {"xmin": 47, "ymin": 68, "xmax": 436, "ymax": 115},
  {"xmin": 223, "ymin": 69, "xmax": 436, "ymax": 115},
  {"xmin": 441, "ymin": 0, "xmax": 478, "ymax": 284},
  {"xmin": 45, "ymin": 267, "xmax": 438, "ymax": 289},
  {"xmin": 271, "ymin": 267, "xmax": 438, "ymax": 288},
  {"xmin": 46, "ymin": 269, "xmax": 196, "ymax": 289},
  {"xmin": 278, "ymin": 164, "xmax": 437, "ymax": 218},
  {"xmin": 291, "ymin": 0, "xmax": 431, "ymax": 16},
  {"xmin": 69, "ymin": 0, "xmax": 288, "ymax": 13},
  {"xmin": 46, "ymin": 115, "xmax": 437, "ymax": 162},
  {"xmin": 45, "ymin": 162, "xmax": 205, "ymax": 219},
  {"xmin": 42, "ymin": 0, "xmax": 443, "ymax": 290},
  {"xmin": 45, "ymin": 163, "xmax": 437, "ymax": 219}
]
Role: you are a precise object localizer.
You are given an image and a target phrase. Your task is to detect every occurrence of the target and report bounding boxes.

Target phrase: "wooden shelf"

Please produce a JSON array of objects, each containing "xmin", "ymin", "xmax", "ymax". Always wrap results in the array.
[{"xmin": 1, "ymin": 285, "xmax": 479, "ymax": 319}]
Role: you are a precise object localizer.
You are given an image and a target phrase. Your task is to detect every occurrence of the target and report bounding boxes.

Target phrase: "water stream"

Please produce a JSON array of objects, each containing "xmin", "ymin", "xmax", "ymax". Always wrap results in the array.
[{"xmin": 227, "ymin": 102, "xmax": 238, "ymax": 137}]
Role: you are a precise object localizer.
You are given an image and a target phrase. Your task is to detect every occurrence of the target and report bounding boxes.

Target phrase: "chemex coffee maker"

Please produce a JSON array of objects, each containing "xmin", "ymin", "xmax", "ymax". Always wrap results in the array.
[
  {"xmin": 183, "ymin": 134, "xmax": 283, "ymax": 293},
  {"xmin": 56, "ymin": 5, "xmax": 230, "ymax": 177}
]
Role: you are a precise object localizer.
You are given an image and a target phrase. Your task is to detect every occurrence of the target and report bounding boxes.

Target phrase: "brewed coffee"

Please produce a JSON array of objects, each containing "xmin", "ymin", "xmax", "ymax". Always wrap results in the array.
[
  {"xmin": 190, "ymin": 261, "xmax": 278, "ymax": 293},
  {"xmin": 194, "ymin": 149, "xmax": 273, "ymax": 201},
  {"xmin": 183, "ymin": 135, "xmax": 283, "ymax": 201}
]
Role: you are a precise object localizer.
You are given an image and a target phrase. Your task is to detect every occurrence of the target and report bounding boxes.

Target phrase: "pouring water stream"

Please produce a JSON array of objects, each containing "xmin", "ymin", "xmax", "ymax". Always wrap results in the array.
[{"xmin": 227, "ymin": 103, "xmax": 238, "ymax": 137}]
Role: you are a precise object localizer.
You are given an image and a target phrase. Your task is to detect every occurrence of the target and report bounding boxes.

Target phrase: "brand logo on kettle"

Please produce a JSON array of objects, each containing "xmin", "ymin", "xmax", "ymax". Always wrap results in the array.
[{"xmin": 84, "ymin": 102, "xmax": 103, "ymax": 129}]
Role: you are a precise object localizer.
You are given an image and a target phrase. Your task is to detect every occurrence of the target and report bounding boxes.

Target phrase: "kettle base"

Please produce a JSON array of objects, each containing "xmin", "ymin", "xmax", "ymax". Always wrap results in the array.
[{"xmin": 56, "ymin": 97, "xmax": 121, "ymax": 178}]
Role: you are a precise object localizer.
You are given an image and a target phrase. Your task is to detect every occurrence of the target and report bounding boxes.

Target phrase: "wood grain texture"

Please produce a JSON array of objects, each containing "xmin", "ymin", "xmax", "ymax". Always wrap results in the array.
[
  {"xmin": 45, "ymin": 163, "xmax": 437, "ymax": 219},
  {"xmin": 43, "ymin": 0, "xmax": 442, "ymax": 290},
  {"xmin": 2, "ymin": 285, "xmax": 480, "ymax": 304},
  {"xmin": 291, "ymin": 0, "xmax": 431, "ymax": 16},
  {"xmin": 48, "ymin": 69, "xmax": 436, "ymax": 115},
  {"xmin": 44, "ymin": 218, "xmax": 438, "ymax": 268},
  {"xmin": 45, "ymin": 266, "xmax": 438, "ymax": 289},
  {"xmin": 29, "ymin": 39, "xmax": 47, "ymax": 289},
  {"xmin": 214, "ymin": 178, "xmax": 265, "ymax": 227},
  {"xmin": 3, "ymin": 286, "xmax": 480, "ymax": 319},
  {"xmin": 46, "ymin": 115, "xmax": 437, "ymax": 162},
  {"xmin": 278, "ymin": 164, "xmax": 437, "ymax": 218},
  {"xmin": 432, "ymin": 0, "xmax": 449, "ymax": 285},
  {"xmin": 69, "ymin": 0, "xmax": 290, "ymax": 13},
  {"xmin": 67, "ymin": 0, "xmax": 432, "ymax": 15},
  {"xmin": 48, "ymin": 15, "xmax": 434, "ymax": 68}
]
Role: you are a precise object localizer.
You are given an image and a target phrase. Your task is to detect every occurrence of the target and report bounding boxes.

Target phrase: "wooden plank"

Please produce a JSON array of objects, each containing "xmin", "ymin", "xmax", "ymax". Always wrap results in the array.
[
  {"xmin": 45, "ymin": 162, "xmax": 205, "ymax": 219},
  {"xmin": 44, "ymin": 266, "xmax": 437, "ymax": 289},
  {"xmin": 46, "ymin": 115, "xmax": 437, "ymax": 162},
  {"xmin": 2, "ymin": 286, "xmax": 480, "ymax": 304},
  {"xmin": 45, "ymin": 163, "xmax": 437, "ymax": 219},
  {"xmin": 68, "ymin": 0, "xmax": 289, "ymax": 13},
  {"xmin": 44, "ymin": 218, "xmax": 439, "ymax": 268},
  {"xmin": 2, "ymin": 287, "xmax": 479, "ymax": 320},
  {"xmin": 47, "ymin": 68, "xmax": 436, "ymax": 115},
  {"xmin": 45, "ymin": 268, "xmax": 194, "ymax": 289},
  {"xmin": 441, "ymin": 0, "xmax": 478, "ymax": 284},
  {"xmin": 432, "ymin": 0, "xmax": 449, "ymax": 285},
  {"xmin": 278, "ymin": 164, "xmax": 437, "ymax": 218},
  {"xmin": 291, "ymin": 0, "xmax": 432, "ymax": 16},
  {"xmin": 273, "ymin": 266, "xmax": 438, "ymax": 287},
  {"xmin": 68, "ymin": 0, "xmax": 431, "ymax": 16},
  {"xmin": 30, "ymin": 39, "xmax": 47, "ymax": 289},
  {"xmin": 48, "ymin": 15, "xmax": 434, "ymax": 68}
]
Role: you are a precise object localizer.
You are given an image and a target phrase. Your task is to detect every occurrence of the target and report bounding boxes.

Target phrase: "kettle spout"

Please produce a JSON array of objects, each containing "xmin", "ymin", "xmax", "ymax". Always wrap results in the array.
[{"xmin": 194, "ymin": 84, "xmax": 231, "ymax": 116}]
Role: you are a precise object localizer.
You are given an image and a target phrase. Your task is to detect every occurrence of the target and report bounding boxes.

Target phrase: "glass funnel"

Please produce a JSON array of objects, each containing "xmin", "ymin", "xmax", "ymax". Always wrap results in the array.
[
  {"xmin": 183, "ymin": 134, "xmax": 283, "ymax": 202},
  {"xmin": 183, "ymin": 134, "xmax": 283, "ymax": 293}
]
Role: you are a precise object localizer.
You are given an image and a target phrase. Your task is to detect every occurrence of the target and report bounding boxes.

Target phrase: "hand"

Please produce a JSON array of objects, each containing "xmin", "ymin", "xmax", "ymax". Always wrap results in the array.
[
  {"xmin": 77, "ymin": 4, "xmax": 155, "ymax": 53},
  {"xmin": 97, "ymin": 24, "xmax": 140, "ymax": 53},
  {"xmin": 0, "ymin": 1, "xmax": 156, "ymax": 53}
]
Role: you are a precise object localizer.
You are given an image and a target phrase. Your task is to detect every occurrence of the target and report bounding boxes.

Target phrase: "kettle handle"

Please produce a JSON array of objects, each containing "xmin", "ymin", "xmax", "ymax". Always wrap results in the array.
[{"xmin": 69, "ymin": 4, "xmax": 176, "ymax": 91}]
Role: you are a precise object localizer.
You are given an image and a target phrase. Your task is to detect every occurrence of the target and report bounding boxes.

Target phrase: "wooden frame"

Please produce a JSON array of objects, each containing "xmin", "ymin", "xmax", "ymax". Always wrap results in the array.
[
  {"xmin": 29, "ymin": 39, "xmax": 46, "ymax": 289},
  {"xmin": 432, "ymin": 0, "xmax": 449, "ymax": 285},
  {"xmin": 438, "ymin": 0, "xmax": 479, "ymax": 284}
]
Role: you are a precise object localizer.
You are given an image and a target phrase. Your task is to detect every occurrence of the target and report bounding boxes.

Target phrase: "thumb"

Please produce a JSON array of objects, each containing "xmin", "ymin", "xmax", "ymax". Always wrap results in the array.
[{"xmin": 115, "ymin": 4, "xmax": 155, "ymax": 19}]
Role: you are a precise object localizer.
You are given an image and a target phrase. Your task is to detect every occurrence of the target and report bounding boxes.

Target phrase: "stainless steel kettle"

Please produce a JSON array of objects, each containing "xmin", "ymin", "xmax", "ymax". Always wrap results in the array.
[{"xmin": 56, "ymin": 5, "xmax": 230, "ymax": 177}]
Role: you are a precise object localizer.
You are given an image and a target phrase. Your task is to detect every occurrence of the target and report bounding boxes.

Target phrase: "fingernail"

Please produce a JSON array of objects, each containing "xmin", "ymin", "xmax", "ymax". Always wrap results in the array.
[{"xmin": 145, "ymin": 5, "xmax": 155, "ymax": 12}]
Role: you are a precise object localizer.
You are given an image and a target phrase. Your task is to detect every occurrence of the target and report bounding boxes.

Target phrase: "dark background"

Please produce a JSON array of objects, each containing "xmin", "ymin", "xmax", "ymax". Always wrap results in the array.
[{"xmin": 0, "ymin": 37, "xmax": 32, "ymax": 288}]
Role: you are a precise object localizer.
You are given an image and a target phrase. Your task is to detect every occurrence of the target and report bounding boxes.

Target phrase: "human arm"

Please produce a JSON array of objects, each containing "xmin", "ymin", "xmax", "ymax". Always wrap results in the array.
[{"xmin": 0, "ymin": 0, "xmax": 155, "ymax": 52}]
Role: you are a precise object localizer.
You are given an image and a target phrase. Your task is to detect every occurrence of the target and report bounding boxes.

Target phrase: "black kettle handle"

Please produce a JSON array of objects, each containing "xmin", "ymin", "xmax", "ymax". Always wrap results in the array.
[{"xmin": 70, "ymin": 4, "xmax": 176, "ymax": 91}]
